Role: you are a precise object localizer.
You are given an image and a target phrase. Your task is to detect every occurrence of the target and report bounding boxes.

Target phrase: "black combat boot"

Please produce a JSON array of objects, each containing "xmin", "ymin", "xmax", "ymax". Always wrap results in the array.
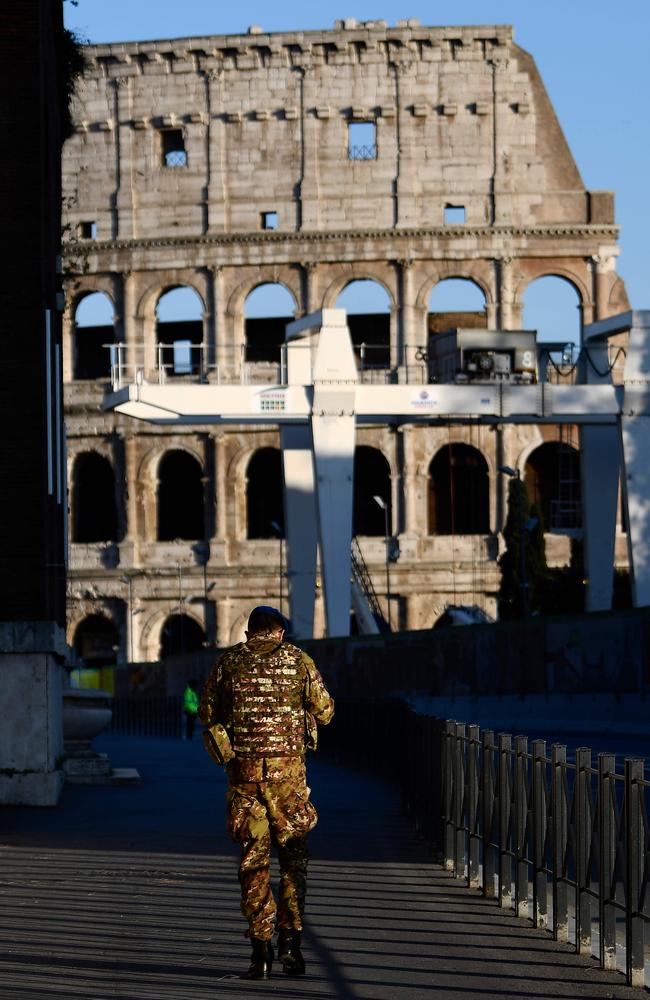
[
  {"xmin": 246, "ymin": 938, "xmax": 274, "ymax": 979},
  {"xmin": 277, "ymin": 929, "xmax": 306, "ymax": 976}
]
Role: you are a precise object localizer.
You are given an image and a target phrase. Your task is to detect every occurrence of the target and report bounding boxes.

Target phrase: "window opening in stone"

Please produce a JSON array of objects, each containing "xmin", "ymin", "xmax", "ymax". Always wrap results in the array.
[
  {"xmin": 523, "ymin": 276, "xmax": 581, "ymax": 374},
  {"xmin": 261, "ymin": 211, "xmax": 278, "ymax": 230},
  {"xmin": 73, "ymin": 291, "xmax": 115, "ymax": 380},
  {"xmin": 246, "ymin": 447, "xmax": 284, "ymax": 538},
  {"xmin": 73, "ymin": 615, "xmax": 119, "ymax": 669},
  {"xmin": 336, "ymin": 279, "xmax": 391, "ymax": 369},
  {"xmin": 160, "ymin": 128, "xmax": 187, "ymax": 168},
  {"xmin": 444, "ymin": 205, "xmax": 465, "ymax": 225},
  {"xmin": 525, "ymin": 440, "xmax": 582, "ymax": 532},
  {"xmin": 427, "ymin": 278, "xmax": 487, "ymax": 340},
  {"xmin": 157, "ymin": 450, "xmax": 205, "ymax": 541},
  {"xmin": 244, "ymin": 283, "xmax": 296, "ymax": 364},
  {"xmin": 348, "ymin": 120, "xmax": 377, "ymax": 160},
  {"xmin": 354, "ymin": 446, "xmax": 391, "ymax": 537},
  {"xmin": 156, "ymin": 286, "xmax": 204, "ymax": 376},
  {"xmin": 428, "ymin": 444, "xmax": 489, "ymax": 534},
  {"xmin": 77, "ymin": 220, "xmax": 97, "ymax": 239},
  {"xmin": 72, "ymin": 452, "xmax": 119, "ymax": 543},
  {"xmin": 160, "ymin": 614, "xmax": 206, "ymax": 659}
]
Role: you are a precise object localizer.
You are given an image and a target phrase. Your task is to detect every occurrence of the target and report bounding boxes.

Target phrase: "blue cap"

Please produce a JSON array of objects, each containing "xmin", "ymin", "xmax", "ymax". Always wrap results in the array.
[{"xmin": 247, "ymin": 605, "xmax": 290, "ymax": 634}]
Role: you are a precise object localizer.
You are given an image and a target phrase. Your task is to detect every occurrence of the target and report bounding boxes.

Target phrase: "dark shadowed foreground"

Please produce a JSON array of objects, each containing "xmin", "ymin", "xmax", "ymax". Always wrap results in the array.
[{"xmin": 0, "ymin": 735, "xmax": 645, "ymax": 999}]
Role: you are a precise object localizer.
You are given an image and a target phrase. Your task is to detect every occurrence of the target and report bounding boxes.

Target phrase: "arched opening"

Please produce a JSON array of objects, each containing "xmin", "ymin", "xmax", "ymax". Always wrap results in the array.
[
  {"xmin": 160, "ymin": 614, "xmax": 206, "ymax": 659},
  {"xmin": 246, "ymin": 448, "xmax": 284, "ymax": 539},
  {"xmin": 336, "ymin": 280, "xmax": 391, "ymax": 368},
  {"xmin": 157, "ymin": 450, "xmax": 205, "ymax": 541},
  {"xmin": 73, "ymin": 614, "xmax": 119, "ymax": 666},
  {"xmin": 525, "ymin": 441, "xmax": 582, "ymax": 531},
  {"xmin": 428, "ymin": 444, "xmax": 489, "ymax": 534},
  {"xmin": 73, "ymin": 292, "xmax": 114, "ymax": 379},
  {"xmin": 354, "ymin": 446, "xmax": 391, "ymax": 537},
  {"xmin": 427, "ymin": 278, "xmax": 487, "ymax": 336},
  {"xmin": 72, "ymin": 452, "xmax": 119, "ymax": 543},
  {"xmin": 523, "ymin": 276, "xmax": 581, "ymax": 356},
  {"xmin": 244, "ymin": 283, "xmax": 296, "ymax": 363},
  {"xmin": 156, "ymin": 286, "xmax": 204, "ymax": 375}
]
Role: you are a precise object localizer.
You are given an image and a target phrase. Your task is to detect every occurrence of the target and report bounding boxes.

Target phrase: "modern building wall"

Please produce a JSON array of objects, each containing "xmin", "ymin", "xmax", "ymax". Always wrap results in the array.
[
  {"xmin": 0, "ymin": 1, "xmax": 69, "ymax": 803},
  {"xmin": 62, "ymin": 20, "xmax": 630, "ymax": 662}
]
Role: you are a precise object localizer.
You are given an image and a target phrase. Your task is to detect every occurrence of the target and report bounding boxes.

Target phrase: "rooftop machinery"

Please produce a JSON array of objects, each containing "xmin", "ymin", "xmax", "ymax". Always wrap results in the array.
[{"xmin": 104, "ymin": 309, "xmax": 650, "ymax": 638}]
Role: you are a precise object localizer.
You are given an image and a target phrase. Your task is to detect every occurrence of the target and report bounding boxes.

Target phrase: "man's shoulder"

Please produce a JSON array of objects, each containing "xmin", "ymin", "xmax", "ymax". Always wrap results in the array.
[{"xmin": 213, "ymin": 643, "xmax": 246, "ymax": 671}]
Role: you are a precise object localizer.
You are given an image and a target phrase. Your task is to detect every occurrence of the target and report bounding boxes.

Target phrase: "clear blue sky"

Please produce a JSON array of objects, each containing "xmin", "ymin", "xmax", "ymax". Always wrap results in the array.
[{"xmin": 65, "ymin": 0, "xmax": 650, "ymax": 342}]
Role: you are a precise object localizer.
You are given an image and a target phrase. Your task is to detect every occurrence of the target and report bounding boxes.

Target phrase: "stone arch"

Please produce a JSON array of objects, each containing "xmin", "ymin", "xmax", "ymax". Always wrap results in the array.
[
  {"xmin": 246, "ymin": 447, "xmax": 284, "ymax": 539},
  {"xmin": 137, "ymin": 276, "xmax": 207, "ymax": 326},
  {"xmin": 416, "ymin": 270, "xmax": 493, "ymax": 312},
  {"xmin": 522, "ymin": 273, "xmax": 583, "ymax": 350},
  {"xmin": 524, "ymin": 440, "xmax": 582, "ymax": 531},
  {"xmin": 321, "ymin": 268, "xmax": 396, "ymax": 310},
  {"xmin": 71, "ymin": 451, "xmax": 119, "ymax": 543},
  {"xmin": 428, "ymin": 443, "xmax": 490, "ymax": 535},
  {"xmin": 354, "ymin": 445, "xmax": 391, "ymax": 537},
  {"xmin": 225, "ymin": 273, "xmax": 300, "ymax": 322},
  {"xmin": 72, "ymin": 290, "xmax": 116, "ymax": 380},
  {"xmin": 517, "ymin": 266, "xmax": 588, "ymax": 306},
  {"xmin": 159, "ymin": 613, "xmax": 206, "ymax": 658},
  {"xmin": 155, "ymin": 285, "xmax": 205, "ymax": 375},
  {"xmin": 72, "ymin": 613, "xmax": 120, "ymax": 667},
  {"xmin": 242, "ymin": 282, "xmax": 298, "ymax": 363},
  {"xmin": 157, "ymin": 449, "xmax": 205, "ymax": 541},
  {"xmin": 335, "ymin": 279, "xmax": 393, "ymax": 368}
]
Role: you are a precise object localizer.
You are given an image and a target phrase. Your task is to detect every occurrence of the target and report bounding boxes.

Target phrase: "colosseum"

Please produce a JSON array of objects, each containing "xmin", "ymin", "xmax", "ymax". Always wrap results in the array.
[{"xmin": 61, "ymin": 18, "xmax": 630, "ymax": 677}]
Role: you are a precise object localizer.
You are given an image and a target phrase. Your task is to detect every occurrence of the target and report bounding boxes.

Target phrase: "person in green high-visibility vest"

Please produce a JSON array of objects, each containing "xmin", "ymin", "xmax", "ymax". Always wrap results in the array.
[{"xmin": 183, "ymin": 678, "xmax": 200, "ymax": 740}]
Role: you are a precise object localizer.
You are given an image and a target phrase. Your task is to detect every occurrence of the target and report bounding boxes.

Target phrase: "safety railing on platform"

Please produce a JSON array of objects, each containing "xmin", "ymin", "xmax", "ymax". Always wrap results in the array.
[
  {"xmin": 326, "ymin": 699, "xmax": 648, "ymax": 991},
  {"xmin": 108, "ymin": 696, "xmax": 183, "ymax": 738},
  {"xmin": 441, "ymin": 720, "xmax": 649, "ymax": 990}
]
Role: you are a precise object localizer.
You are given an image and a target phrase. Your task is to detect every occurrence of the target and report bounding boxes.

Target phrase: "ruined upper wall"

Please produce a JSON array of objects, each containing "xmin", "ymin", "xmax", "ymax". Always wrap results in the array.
[{"xmin": 63, "ymin": 20, "xmax": 614, "ymax": 241}]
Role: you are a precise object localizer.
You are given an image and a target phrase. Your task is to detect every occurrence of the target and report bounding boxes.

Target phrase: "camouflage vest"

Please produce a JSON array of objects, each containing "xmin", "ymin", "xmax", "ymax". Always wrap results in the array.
[{"xmin": 230, "ymin": 638, "xmax": 306, "ymax": 758}]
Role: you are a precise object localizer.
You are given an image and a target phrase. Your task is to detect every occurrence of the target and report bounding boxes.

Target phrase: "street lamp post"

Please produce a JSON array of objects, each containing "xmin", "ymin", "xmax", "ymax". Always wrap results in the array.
[
  {"xmin": 270, "ymin": 520, "xmax": 284, "ymax": 615},
  {"xmin": 372, "ymin": 495, "xmax": 391, "ymax": 630}
]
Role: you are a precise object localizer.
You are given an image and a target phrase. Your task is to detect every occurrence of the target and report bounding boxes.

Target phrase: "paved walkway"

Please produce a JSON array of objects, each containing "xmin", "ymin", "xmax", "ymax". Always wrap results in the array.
[{"xmin": 0, "ymin": 736, "xmax": 646, "ymax": 999}]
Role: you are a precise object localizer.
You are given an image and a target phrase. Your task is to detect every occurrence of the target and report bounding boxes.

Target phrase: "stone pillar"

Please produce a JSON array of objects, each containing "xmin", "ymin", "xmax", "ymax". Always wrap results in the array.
[
  {"xmin": 211, "ymin": 267, "xmax": 229, "ymax": 375},
  {"xmin": 0, "ymin": 625, "xmax": 67, "ymax": 806},
  {"xmin": 498, "ymin": 257, "xmax": 513, "ymax": 330},
  {"xmin": 215, "ymin": 433, "xmax": 228, "ymax": 540},
  {"xmin": 592, "ymin": 254, "xmax": 614, "ymax": 322},
  {"xmin": 302, "ymin": 262, "xmax": 318, "ymax": 314},
  {"xmin": 398, "ymin": 259, "xmax": 419, "ymax": 369},
  {"xmin": 123, "ymin": 435, "xmax": 139, "ymax": 550},
  {"xmin": 299, "ymin": 69, "xmax": 320, "ymax": 229}
]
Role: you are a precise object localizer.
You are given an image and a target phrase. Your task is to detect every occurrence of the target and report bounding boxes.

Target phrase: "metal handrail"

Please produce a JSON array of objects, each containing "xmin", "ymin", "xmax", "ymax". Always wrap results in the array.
[
  {"xmin": 351, "ymin": 536, "xmax": 390, "ymax": 632},
  {"xmin": 441, "ymin": 719, "xmax": 649, "ymax": 989}
]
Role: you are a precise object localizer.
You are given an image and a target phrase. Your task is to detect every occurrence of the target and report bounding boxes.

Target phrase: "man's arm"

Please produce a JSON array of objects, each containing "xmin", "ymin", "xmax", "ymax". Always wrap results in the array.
[
  {"xmin": 199, "ymin": 657, "xmax": 227, "ymax": 727},
  {"xmin": 302, "ymin": 653, "xmax": 335, "ymax": 725}
]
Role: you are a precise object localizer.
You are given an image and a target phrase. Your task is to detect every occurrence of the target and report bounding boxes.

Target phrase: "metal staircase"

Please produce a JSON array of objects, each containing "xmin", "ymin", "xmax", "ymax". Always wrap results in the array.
[{"xmin": 350, "ymin": 536, "xmax": 391, "ymax": 634}]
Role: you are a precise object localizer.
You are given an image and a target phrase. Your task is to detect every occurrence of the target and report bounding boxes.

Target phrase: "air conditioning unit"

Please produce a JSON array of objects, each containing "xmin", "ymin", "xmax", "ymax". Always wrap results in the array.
[{"xmin": 427, "ymin": 328, "xmax": 538, "ymax": 384}]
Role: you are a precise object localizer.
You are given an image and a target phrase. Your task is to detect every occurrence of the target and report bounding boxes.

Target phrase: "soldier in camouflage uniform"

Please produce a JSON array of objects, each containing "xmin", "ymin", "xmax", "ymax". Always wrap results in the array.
[{"xmin": 199, "ymin": 605, "xmax": 334, "ymax": 980}]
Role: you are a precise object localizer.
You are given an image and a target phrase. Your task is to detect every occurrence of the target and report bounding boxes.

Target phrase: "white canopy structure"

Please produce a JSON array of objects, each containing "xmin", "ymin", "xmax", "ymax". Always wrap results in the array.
[{"xmin": 105, "ymin": 309, "xmax": 650, "ymax": 638}]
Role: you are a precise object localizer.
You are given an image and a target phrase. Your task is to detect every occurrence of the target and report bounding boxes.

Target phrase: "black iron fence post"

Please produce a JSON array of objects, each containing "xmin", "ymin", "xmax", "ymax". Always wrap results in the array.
[
  {"xmin": 625, "ymin": 757, "xmax": 646, "ymax": 988},
  {"xmin": 532, "ymin": 739, "xmax": 548, "ymax": 929},
  {"xmin": 467, "ymin": 723, "xmax": 481, "ymax": 889},
  {"xmin": 454, "ymin": 722, "xmax": 466, "ymax": 880},
  {"xmin": 514, "ymin": 734, "xmax": 529, "ymax": 920},
  {"xmin": 551, "ymin": 743, "xmax": 568, "ymax": 943},
  {"xmin": 598, "ymin": 752, "xmax": 617, "ymax": 971},
  {"xmin": 575, "ymin": 747, "xmax": 593, "ymax": 955},
  {"xmin": 482, "ymin": 729, "xmax": 497, "ymax": 899},
  {"xmin": 498, "ymin": 733, "xmax": 512, "ymax": 909},
  {"xmin": 443, "ymin": 720, "xmax": 455, "ymax": 873}
]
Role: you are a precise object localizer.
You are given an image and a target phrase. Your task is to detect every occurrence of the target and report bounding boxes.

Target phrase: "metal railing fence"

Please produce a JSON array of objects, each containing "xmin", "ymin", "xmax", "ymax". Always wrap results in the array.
[
  {"xmin": 326, "ymin": 699, "xmax": 648, "ymax": 990},
  {"xmin": 442, "ymin": 720, "xmax": 648, "ymax": 989},
  {"xmin": 108, "ymin": 696, "xmax": 183, "ymax": 738}
]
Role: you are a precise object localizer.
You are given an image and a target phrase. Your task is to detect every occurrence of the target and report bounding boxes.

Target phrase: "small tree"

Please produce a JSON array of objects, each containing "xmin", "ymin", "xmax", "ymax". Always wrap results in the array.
[{"xmin": 498, "ymin": 478, "xmax": 548, "ymax": 619}]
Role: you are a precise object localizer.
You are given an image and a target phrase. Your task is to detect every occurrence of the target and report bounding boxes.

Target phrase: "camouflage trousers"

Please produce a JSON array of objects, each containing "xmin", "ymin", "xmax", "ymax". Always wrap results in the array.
[{"xmin": 226, "ymin": 775, "xmax": 318, "ymax": 941}]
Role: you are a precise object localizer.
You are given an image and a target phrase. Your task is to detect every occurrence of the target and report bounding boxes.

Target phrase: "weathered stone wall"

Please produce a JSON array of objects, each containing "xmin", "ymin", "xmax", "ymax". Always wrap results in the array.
[{"xmin": 61, "ymin": 20, "xmax": 630, "ymax": 660}]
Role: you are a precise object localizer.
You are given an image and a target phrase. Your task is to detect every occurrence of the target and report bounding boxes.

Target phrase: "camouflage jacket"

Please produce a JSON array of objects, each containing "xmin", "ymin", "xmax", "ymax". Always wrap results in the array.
[{"xmin": 200, "ymin": 634, "xmax": 334, "ymax": 778}]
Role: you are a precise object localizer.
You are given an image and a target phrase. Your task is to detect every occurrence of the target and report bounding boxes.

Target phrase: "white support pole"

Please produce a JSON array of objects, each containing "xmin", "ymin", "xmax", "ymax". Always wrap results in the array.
[
  {"xmin": 280, "ymin": 424, "xmax": 318, "ymax": 639},
  {"xmin": 617, "ymin": 312, "xmax": 650, "ymax": 607},
  {"xmin": 579, "ymin": 336, "xmax": 620, "ymax": 611},
  {"xmin": 307, "ymin": 310, "xmax": 358, "ymax": 637}
]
